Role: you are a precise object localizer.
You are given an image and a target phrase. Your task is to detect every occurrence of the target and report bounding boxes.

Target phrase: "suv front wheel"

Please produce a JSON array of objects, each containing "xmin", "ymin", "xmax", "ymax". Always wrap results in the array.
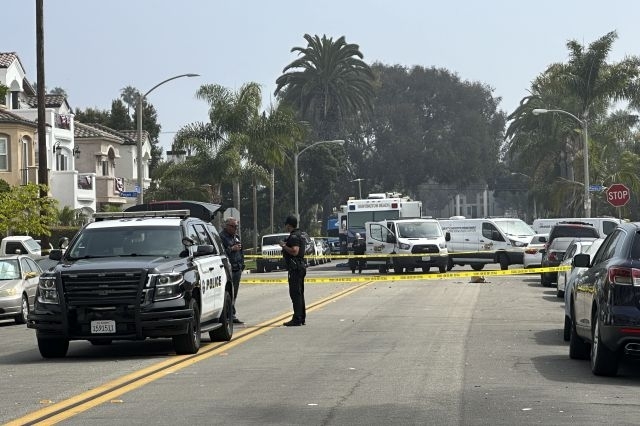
[
  {"xmin": 210, "ymin": 290, "xmax": 233, "ymax": 342},
  {"xmin": 173, "ymin": 298, "xmax": 201, "ymax": 355}
]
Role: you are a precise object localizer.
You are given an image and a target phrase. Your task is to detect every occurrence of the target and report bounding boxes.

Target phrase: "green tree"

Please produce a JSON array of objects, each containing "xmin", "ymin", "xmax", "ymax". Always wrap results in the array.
[
  {"xmin": 275, "ymin": 34, "xmax": 375, "ymax": 140},
  {"xmin": 0, "ymin": 184, "xmax": 58, "ymax": 237},
  {"xmin": 360, "ymin": 64, "xmax": 505, "ymax": 198},
  {"xmin": 120, "ymin": 86, "xmax": 139, "ymax": 116},
  {"xmin": 108, "ymin": 99, "xmax": 132, "ymax": 130},
  {"xmin": 49, "ymin": 87, "xmax": 67, "ymax": 97},
  {"xmin": 506, "ymin": 31, "xmax": 640, "ymax": 217},
  {"xmin": 74, "ymin": 107, "xmax": 110, "ymax": 124}
]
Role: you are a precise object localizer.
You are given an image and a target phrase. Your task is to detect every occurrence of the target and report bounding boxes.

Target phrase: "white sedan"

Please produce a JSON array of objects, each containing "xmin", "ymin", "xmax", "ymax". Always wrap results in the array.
[
  {"xmin": 556, "ymin": 237, "xmax": 603, "ymax": 298},
  {"xmin": 523, "ymin": 233, "xmax": 547, "ymax": 268}
]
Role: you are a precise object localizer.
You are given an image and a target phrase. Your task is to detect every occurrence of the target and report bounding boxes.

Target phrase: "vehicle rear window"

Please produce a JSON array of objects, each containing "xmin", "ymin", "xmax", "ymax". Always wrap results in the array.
[{"xmin": 552, "ymin": 227, "xmax": 599, "ymax": 239}]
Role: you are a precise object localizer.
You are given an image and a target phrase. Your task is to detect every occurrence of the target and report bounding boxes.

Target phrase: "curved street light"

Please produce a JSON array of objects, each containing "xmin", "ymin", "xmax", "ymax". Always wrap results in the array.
[
  {"xmin": 532, "ymin": 108, "xmax": 590, "ymax": 217},
  {"xmin": 137, "ymin": 73, "xmax": 200, "ymax": 205},
  {"xmin": 294, "ymin": 139, "xmax": 345, "ymax": 219},
  {"xmin": 351, "ymin": 178, "xmax": 364, "ymax": 199}
]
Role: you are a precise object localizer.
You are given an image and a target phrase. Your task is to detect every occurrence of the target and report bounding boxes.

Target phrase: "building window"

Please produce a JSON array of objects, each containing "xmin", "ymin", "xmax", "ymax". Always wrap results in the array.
[
  {"xmin": 0, "ymin": 137, "xmax": 7, "ymax": 170},
  {"xmin": 56, "ymin": 152, "xmax": 68, "ymax": 171},
  {"xmin": 102, "ymin": 160, "xmax": 109, "ymax": 176}
]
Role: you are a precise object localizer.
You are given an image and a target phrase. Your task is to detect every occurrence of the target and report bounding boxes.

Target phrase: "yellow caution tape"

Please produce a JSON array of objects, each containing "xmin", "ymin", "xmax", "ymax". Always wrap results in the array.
[{"xmin": 241, "ymin": 265, "xmax": 569, "ymax": 284}]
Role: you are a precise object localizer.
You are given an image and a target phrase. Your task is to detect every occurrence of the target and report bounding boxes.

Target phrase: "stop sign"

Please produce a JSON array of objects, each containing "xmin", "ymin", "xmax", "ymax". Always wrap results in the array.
[{"xmin": 606, "ymin": 183, "xmax": 631, "ymax": 207}]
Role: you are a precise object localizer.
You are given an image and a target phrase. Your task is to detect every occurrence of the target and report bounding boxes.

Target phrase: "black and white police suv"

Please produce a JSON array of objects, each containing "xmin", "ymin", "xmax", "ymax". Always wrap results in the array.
[{"xmin": 28, "ymin": 202, "xmax": 234, "ymax": 358}]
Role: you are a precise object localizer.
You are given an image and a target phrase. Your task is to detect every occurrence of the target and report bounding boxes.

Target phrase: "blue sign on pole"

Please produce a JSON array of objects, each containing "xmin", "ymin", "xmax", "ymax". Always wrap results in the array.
[
  {"xmin": 589, "ymin": 184, "xmax": 604, "ymax": 192},
  {"xmin": 120, "ymin": 191, "xmax": 138, "ymax": 198}
]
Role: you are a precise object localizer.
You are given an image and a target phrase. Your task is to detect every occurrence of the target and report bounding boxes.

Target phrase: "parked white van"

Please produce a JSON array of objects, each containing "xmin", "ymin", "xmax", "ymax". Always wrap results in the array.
[
  {"xmin": 531, "ymin": 217, "xmax": 622, "ymax": 238},
  {"xmin": 438, "ymin": 217, "xmax": 536, "ymax": 270},
  {"xmin": 364, "ymin": 218, "xmax": 450, "ymax": 274}
]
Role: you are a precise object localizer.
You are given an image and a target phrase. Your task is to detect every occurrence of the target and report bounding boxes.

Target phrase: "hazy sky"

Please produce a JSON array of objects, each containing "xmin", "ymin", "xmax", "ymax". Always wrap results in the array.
[{"xmin": 5, "ymin": 1, "xmax": 639, "ymax": 152}]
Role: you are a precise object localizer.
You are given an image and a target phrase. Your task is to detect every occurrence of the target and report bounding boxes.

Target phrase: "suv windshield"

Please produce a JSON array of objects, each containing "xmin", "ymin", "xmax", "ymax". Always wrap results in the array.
[{"xmin": 67, "ymin": 227, "xmax": 184, "ymax": 258}]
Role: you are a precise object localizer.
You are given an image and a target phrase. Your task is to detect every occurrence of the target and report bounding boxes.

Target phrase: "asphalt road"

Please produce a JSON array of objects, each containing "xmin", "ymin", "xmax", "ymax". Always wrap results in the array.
[{"xmin": 2, "ymin": 263, "xmax": 640, "ymax": 425}]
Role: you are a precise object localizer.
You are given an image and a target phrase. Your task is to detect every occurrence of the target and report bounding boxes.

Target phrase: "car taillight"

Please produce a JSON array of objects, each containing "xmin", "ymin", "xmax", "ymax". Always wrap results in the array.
[
  {"xmin": 525, "ymin": 248, "xmax": 538, "ymax": 254},
  {"xmin": 548, "ymin": 252, "xmax": 557, "ymax": 261},
  {"xmin": 607, "ymin": 267, "xmax": 640, "ymax": 286}
]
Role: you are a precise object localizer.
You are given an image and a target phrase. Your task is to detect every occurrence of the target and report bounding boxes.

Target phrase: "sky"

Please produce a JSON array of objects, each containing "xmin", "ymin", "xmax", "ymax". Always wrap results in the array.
[{"xmin": 5, "ymin": 1, "xmax": 640, "ymax": 154}]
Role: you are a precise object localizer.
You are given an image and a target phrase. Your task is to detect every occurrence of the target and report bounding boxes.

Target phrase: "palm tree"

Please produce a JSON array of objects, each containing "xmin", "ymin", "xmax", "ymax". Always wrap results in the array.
[
  {"xmin": 274, "ymin": 34, "xmax": 376, "ymax": 139},
  {"xmin": 120, "ymin": 86, "xmax": 140, "ymax": 117},
  {"xmin": 506, "ymin": 31, "xmax": 640, "ymax": 216}
]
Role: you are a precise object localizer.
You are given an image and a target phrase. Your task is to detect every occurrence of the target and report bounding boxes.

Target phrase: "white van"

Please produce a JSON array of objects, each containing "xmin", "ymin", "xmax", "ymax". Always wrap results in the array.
[
  {"xmin": 438, "ymin": 217, "xmax": 536, "ymax": 271},
  {"xmin": 531, "ymin": 217, "xmax": 622, "ymax": 238},
  {"xmin": 364, "ymin": 218, "xmax": 450, "ymax": 274}
]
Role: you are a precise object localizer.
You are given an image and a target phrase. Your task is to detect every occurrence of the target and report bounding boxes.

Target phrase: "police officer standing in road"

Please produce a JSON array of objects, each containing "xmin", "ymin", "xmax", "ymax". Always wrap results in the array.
[
  {"xmin": 279, "ymin": 215, "xmax": 306, "ymax": 326},
  {"xmin": 350, "ymin": 233, "xmax": 366, "ymax": 274},
  {"xmin": 220, "ymin": 217, "xmax": 244, "ymax": 324}
]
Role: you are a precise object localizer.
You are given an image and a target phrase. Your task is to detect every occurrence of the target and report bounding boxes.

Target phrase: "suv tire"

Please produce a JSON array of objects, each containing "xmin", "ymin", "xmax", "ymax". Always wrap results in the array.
[
  {"xmin": 173, "ymin": 298, "xmax": 201, "ymax": 355},
  {"xmin": 210, "ymin": 290, "xmax": 233, "ymax": 342},
  {"xmin": 591, "ymin": 308, "xmax": 619, "ymax": 376},
  {"xmin": 37, "ymin": 336, "xmax": 69, "ymax": 358}
]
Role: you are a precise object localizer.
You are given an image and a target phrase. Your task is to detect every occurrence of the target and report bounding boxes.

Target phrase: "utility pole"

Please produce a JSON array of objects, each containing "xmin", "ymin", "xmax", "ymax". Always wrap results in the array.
[{"xmin": 36, "ymin": 0, "xmax": 47, "ymax": 198}]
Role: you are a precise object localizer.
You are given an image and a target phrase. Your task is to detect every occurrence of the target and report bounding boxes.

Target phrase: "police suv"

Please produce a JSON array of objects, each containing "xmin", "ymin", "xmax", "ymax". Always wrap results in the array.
[{"xmin": 28, "ymin": 202, "xmax": 234, "ymax": 358}]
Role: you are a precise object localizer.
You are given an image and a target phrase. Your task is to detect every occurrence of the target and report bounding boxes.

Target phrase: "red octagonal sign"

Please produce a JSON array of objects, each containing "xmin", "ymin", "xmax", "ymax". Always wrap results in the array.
[{"xmin": 606, "ymin": 183, "xmax": 631, "ymax": 207}]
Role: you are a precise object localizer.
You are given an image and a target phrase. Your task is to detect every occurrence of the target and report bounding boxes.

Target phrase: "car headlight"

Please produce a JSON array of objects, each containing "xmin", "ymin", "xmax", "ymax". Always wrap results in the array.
[
  {"xmin": 37, "ymin": 276, "xmax": 59, "ymax": 304},
  {"xmin": 398, "ymin": 243, "xmax": 411, "ymax": 250},
  {"xmin": 149, "ymin": 273, "xmax": 184, "ymax": 301},
  {"xmin": 439, "ymin": 242, "xmax": 447, "ymax": 249},
  {"xmin": 510, "ymin": 239, "xmax": 526, "ymax": 247},
  {"xmin": 0, "ymin": 286, "xmax": 19, "ymax": 297}
]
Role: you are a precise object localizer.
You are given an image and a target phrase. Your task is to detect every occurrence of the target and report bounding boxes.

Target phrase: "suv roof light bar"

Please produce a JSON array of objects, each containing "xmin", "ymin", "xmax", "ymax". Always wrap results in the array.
[{"xmin": 93, "ymin": 210, "xmax": 191, "ymax": 221}]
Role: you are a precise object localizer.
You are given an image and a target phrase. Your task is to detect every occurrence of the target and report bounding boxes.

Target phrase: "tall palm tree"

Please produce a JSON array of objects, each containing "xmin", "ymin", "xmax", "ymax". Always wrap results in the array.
[
  {"xmin": 506, "ymin": 31, "xmax": 640, "ymax": 216},
  {"xmin": 120, "ymin": 86, "xmax": 140, "ymax": 116},
  {"xmin": 274, "ymin": 34, "xmax": 376, "ymax": 139}
]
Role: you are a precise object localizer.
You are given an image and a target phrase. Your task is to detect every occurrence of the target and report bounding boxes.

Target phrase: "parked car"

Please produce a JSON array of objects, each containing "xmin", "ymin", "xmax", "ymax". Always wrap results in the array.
[
  {"xmin": 569, "ymin": 222, "xmax": 640, "ymax": 376},
  {"xmin": 0, "ymin": 254, "xmax": 43, "ymax": 324},
  {"xmin": 540, "ymin": 222, "xmax": 600, "ymax": 286},
  {"xmin": 523, "ymin": 233, "xmax": 548, "ymax": 268},
  {"xmin": 540, "ymin": 237, "xmax": 582, "ymax": 286},
  {"xmin": 562, "ymin": 238, "xmax": 605, "ymax": 341},
  {"xmin": 556, "ymin": 238, "xmax": 599, "ymax": 297}
]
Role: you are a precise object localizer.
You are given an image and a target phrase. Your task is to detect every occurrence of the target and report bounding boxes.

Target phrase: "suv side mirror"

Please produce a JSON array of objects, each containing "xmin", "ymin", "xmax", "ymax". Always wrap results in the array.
[
  {"xmin": 195, "ymin": 245, "xmax": 214, "ymax": 257},
  {"xmin": 573, "ymin": 253, "xmax": 590, "ymax": 268}
]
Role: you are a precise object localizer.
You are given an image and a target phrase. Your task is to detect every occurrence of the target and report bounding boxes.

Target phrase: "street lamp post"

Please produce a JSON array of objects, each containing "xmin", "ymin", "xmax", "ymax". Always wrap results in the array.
[
  {"xmin": 136, "ymin": 73, "xmax": 199, "ymax": 205},
  {"xmin": 351, "ymin": 178, "xmax": 364, "ymax": 199},
  {"xmin": 532, "ymin": 108, "xmax": 590, "ymax": 217},
  {"xmin": 294, "ymin": 139, "xmax": 345, "ymax": 219}
]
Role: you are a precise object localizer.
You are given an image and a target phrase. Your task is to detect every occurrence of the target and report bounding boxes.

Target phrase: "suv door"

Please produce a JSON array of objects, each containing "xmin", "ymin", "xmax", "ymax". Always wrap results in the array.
[
  {"xmin": 190, "ymin": 223, "xmax": 226, "ymax": 320},
  {"xmin": 575, "ymin": 229, "xmax": 625, "ymax": 335}
]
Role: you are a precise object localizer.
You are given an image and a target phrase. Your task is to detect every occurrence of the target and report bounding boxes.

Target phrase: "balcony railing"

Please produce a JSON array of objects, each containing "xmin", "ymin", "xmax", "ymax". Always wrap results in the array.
[{"xmin": 55, "ymin": 113, "xmax": 71, "ymax": 130}]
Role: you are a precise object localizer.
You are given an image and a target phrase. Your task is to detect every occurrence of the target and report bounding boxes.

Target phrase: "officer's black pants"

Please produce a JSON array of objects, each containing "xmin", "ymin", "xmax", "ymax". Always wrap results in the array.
[{"xmin": 288, "ymin": 267, "xmax": 306, "ymax": 323}]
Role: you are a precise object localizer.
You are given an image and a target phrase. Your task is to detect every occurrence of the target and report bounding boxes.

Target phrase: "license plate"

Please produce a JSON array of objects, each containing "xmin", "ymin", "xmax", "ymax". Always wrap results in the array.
[
  {"xmin": 421, "ymin": 256, "xmax": 431, "ymax": 261},
  {"xmin": 91, "ymin": 320, "xmax": 116, "ymax": 334}
]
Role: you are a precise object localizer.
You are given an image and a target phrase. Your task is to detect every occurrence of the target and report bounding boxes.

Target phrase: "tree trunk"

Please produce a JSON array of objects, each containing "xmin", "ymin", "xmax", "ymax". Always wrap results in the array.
[
  {"xmin": 253, "ymin": 180, "xmax": 258, "ymax": 255},
  {"xmin": 270, "ymin": 168, "xmax": 275, "ymax": 233}
]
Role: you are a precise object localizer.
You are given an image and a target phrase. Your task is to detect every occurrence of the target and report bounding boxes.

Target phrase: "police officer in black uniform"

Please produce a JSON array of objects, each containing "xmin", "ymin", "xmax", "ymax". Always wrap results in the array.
[
  {"xmin": 279, "ymin": 215, "xmax": 306, "ymax": 326},
  {"xmin": 350, "ymin": 233, "xmax": 366, "ymax": 273},
  {"xmin": 220, "ymin": 217, "xmax": 244, "ymax": 324}
]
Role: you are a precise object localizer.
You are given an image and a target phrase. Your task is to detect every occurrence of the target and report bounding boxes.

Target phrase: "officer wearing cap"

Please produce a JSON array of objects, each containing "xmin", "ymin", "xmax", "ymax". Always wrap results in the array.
[{"xmin": 279, "ymin": 215, "xmax": 306, "ymax": 326}]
